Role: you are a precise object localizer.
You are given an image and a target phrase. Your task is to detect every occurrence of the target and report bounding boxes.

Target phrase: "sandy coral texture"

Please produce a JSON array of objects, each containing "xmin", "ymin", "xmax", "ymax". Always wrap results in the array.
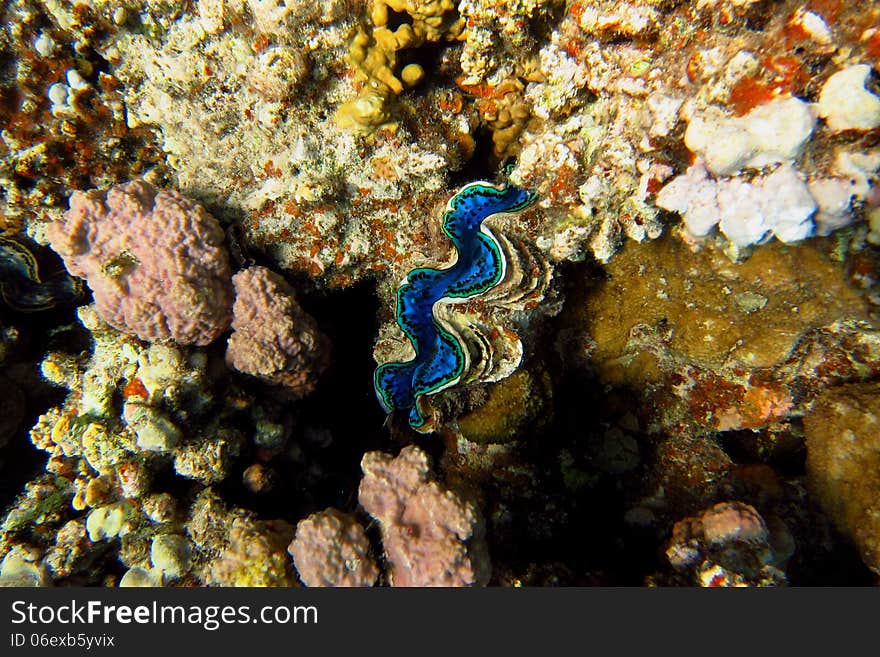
[
  {"xmin": 289, "ymin": 508, "xmax": 378, "ymax": 587},
  {"xmin": 805, "ymin": 382, "xmax": 880, "ymax": 574}
]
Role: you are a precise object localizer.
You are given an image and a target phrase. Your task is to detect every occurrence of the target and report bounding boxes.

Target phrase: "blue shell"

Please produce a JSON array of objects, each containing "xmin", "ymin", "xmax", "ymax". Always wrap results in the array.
[{"xmin": 374, "ymin": 180, "xmax": 536, "ymax": 430}]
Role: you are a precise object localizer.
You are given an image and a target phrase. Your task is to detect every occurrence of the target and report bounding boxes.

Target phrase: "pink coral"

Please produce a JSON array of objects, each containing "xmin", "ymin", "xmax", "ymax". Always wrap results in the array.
[
  {"xmin": 48, "ymin": 180, "xmax": 232, "ymax": 345},
  {"xmin": 226, "ymin": 265, "xmax": 329, "ymax": 397},
  {"xmin": 288, "ymin": 508, "xmax": 378, "ymax": 587},
  {"xmin": 358, "ymin": 445, "xmax": 490, "ymax": 587},
  {"xmin": 700, "ymin": 502, "xmax": 769, "ymax": 546},
  {"xmin": 662, "ymin": 501, "xmax": 787, "ymax": 587}
]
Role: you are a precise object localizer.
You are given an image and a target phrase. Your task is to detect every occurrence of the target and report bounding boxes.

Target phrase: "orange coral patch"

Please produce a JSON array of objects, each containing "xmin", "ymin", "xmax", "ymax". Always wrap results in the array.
[
  {"xmin": 728, "ymin": 77, "xmax": 778, "ymax": 116},
  {"xmin": 253, "ymin": 33, "xmax": 270, "ymax": 53},
  {"xmin": 263, "ymin": 160, "xmax": 282, "ymax": 177},
  {"xmin": 807, "ymin": 0, "xmax": 842, "ymax": 23},
  {"xmin": 122, "ymin": 378, "xmax": 149, "ymax": 400},
  {"xmin": 866, "ymin": 30, "xmax": 880, "ymax": 61},
  {"xmin": 455, "ymin": 77, "xmax": 496, "ymax": 99}
]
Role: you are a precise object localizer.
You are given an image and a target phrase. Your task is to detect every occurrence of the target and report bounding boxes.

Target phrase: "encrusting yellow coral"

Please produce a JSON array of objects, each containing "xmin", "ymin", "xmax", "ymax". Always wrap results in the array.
[
  {"xmin": 457, "ymin": 367, "xmax": 552, "ymax": 444},
  {"xmin": 337, "ymin": 0, "xmax": 465, "ymax": 131}
]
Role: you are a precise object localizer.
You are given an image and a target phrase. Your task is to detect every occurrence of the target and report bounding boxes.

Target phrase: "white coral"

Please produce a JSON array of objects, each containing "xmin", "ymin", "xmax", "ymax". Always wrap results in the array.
[
  {"xmin": 656, "ymin": 161, "xmax": 816, "ymax": 247},
  {"xmin": 684, "ymin": 96, "xmax": 815, "ymax": 175},
  {"xmin": 817, "ymin": 65, "xmax": 880, "ymax": 132}
]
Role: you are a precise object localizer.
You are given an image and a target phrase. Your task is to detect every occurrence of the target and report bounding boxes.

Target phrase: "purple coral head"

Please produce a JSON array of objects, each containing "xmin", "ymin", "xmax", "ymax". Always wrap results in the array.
[
  {"xmin": 358, "ymin": 445, "xmax": 491, "ymax": 587},
  {"xmin": 48, "ymin": 180, "xmax": 233, "ymax": 345},
  {"xmin": 226, "ymin": 265, "xmax": 330, "ymax": 397}
]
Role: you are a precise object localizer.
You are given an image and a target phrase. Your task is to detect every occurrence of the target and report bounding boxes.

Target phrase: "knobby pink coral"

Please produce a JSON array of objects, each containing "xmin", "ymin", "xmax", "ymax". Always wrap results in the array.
[
  {"xmin": 225, "ymin": 265, "xmax": 329, "ymax": 397},
  {"xmin": 358, "ymin": 445, "xmax": 490, "ymax": 587},
  {"xmin": 48, "ymin": 180, "xmax": 232, "ymax": 345},
  {"xmin": 288, "ymin": 508, "xmax": 378, "ymax": 587}
]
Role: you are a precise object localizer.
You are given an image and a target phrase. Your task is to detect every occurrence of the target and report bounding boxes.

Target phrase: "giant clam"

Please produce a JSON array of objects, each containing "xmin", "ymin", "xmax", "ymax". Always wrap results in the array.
[
  {"xmin": 374, "ymin": 179, "xmax": 554, "ymax": 432},
  {"xmin": 0, "ymin": 235, "xmax": 85, "ymax": 312}
]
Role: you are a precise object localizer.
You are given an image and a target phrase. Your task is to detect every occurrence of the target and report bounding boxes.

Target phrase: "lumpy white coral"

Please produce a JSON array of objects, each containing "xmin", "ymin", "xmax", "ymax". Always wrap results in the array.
[
  {"xmin": 817, "ymin": 65, "xmax": 880, "ymax": 132},
  {"xmin": 684, "ymin": 96, "xmax": 816, "ymax": 176},
  {"xmin": 656, "ymin": 161, "xmax": 816, "ymax": 247}
]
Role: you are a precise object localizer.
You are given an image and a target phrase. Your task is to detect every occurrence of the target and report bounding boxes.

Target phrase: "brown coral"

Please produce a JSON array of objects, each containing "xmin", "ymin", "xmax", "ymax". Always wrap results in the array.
[
  {"xmin": 561, "ymin": 234, "xmax": 874, "ymax": 433},
  {"xmin": 456, "ymin": 366, "xmax": 552, "ymax": 444},
  {"xmin": 805, "ymin": 382, "xmax": 880, "ymax": 574}
]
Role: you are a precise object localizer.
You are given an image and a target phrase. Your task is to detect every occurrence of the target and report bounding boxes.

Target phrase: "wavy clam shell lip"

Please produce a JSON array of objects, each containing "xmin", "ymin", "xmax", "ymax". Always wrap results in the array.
[
  {"xmin": 374, "ymin": 179, "xmax": 552, "ymax": 433},
  {"xmin": 0, "ymin": 235, "xmax": 85, "ymax": 312}
]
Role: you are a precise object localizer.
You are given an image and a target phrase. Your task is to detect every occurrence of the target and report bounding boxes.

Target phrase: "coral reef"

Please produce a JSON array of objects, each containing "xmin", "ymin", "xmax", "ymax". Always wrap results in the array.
[
  {"xmin": 656, "ymin": 58, "xmax": 880, "ymax": 252},
  {"xmin": 456, "ymin": 365, "xmax": 552, "ymax": 444},
  {"xmin": 337, "ymin": 0, "xmax": 464, "ymax": 130},
  {"xmin": 0, "ymin": 1, "xmax": 168, "ymax": 233},
  {"xmin": 657, "ymin": 502, "xmax": 788, "ymax": 587},
  {"xmin": 0, "ymin": 304, "xmax": 256, "ymax": 580},
  {"xmin": 0, "ymin": 545, "xmax": 48, "ymax": 587},
  {"xmin": 47, "ymin": 180, "xmax": 232, "ymax": 345},
  {"xmin": 204, "ymin": 517, "xmax": 295, "ymax": 587},
  {"xmin": 2, "ymin": 0, "xmax": 880, "ymax": 589},
  {"xmin": 102, "ymin": 0, "xmax": 460, "ymax": 291},
  {"xmin": 563, "ymin": 234, "xmax": 877, "ymax": 434},
  {"xmin": 683, "ymin": 96, "xmax": 815, "ymax": 177},
  {"xmin": 817, "ymin": 65, "xmax": 880, "ymax": 132},
  {"xmin": 656, "ymin": 160, "xmax": 817, "ymax": 247},
  {"xmin": 657, "ymin": 151, "xmax": 880, "ymax": 252},
  {"xmin": 226, "ymin": 265, "xmax": 330, "ymax": 397},
  {"xmin": 359, "ymin": 445, "xmax": 490, "ymax": 586}
]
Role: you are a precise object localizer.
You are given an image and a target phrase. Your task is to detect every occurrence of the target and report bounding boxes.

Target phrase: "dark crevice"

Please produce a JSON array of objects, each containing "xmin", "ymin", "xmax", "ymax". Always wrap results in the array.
[
  {"xmin": 0, "ymin": 304, "xmax": 87, "ymax": 514},
  {"xmin": 448, "ymin": 124, "xmax": 501, "ymax": 187},
  {"xmin": 215, "ymin": 280, "xmax": 391, "ymax": 523},
  {"xmin": 384, "ymin": 9, "xmax": 414, "ymax": 32}
]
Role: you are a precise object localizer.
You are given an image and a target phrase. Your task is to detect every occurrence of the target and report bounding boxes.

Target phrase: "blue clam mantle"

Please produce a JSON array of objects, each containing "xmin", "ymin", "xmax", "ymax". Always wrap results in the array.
[{"xmin": 374, "ymin": 180, "xmax": 536, "ymax": 431}]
